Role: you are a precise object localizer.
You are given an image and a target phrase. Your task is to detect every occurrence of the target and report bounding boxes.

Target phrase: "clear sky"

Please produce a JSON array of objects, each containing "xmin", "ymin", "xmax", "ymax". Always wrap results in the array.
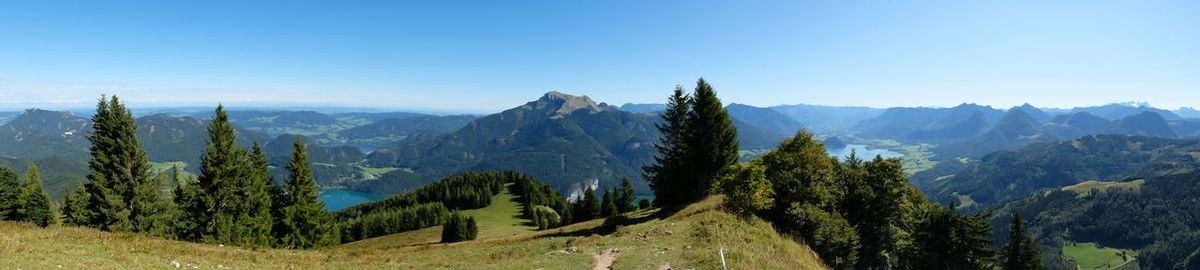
[{"xmin": 0, "ymin": 0, "xmax": 1197, "ymax": 112}]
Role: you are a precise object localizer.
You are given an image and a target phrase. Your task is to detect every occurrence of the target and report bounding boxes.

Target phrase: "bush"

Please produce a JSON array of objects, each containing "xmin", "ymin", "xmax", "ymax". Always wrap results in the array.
[
  {"xmin": 638, "ymin": 199, "xmax": 651, "ymax": 210},
  {"xmin": 712, "ymin": 161, "xmax": 773, "ymax": 216}
]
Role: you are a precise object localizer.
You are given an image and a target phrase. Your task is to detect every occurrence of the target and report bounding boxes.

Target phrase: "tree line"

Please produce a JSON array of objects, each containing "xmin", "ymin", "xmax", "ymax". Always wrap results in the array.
[
  {"xmin": 17, "ymin": 96, "xmax": 340, "ymax": 249},
  {"xmin": 644, "ymin": 79, "xmax": 1044, "ymax": 270}
]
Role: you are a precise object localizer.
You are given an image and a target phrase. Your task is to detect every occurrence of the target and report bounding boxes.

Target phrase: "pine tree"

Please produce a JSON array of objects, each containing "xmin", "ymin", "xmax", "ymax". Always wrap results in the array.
[
  {"xmin": 682, "ymin": 78, "xmax": 739, "ymax": 204},
  {"xmin": 905, "ymin": 203, "xmax": 995, "ymax": 269},
  {"xmin": 193, "ymin": 105, "xmax": 261, "ymax": 246},
  {"xmin": 644, "ymin": 85, "xmax": 692, "ymax": 207},
  {"xmin": 280, "ymin": 139, "xmax": 338, "ymax": 249},
  {"xmin": 601, "ymin": 190, "xmax": 618, "ymax": 218},
  {"xmin": 1001, "ymin": 213, "xmax": 1044, "ymax": 270},
  {"xmin": 16, "ymin": 165, "xmax": 53, "ymax": 227},
  {"xmin": 0, "ymin": 166, "xmax": 19, "ymax": 220},
  {"xmin": 579, "ymin": 187, "xmax": 600, "ymax": 220},
  {"xmin": 83, "ymin": 96, "xmax": 131, "ymax": 231},
  {"xmin": 235, "ymin": 143, "xmax": 275, "ymax": 247},
  {"xmin": 83, "ymin": 95, "xmax": 165, "ymax": 233},
  {"xmin": 617, "ymin": 177, "xmax": 635, "ymax": 213},
  {"xmin": 62, "ymin": 184, "xmax": 91, "ymax": 226},
  {"xmin": 465, "ymin": 216, "xmax": 479, "ymax": 240},
  {"xmin": 441, "ymin": 212, "xmax": 477, "ymax": 243}
]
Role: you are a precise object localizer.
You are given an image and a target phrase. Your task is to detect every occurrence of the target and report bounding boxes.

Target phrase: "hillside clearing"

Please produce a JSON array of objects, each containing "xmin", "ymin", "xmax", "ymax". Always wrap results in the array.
[
  {"xmin": 1062, "ymin": 242, "xmax": 1136, "ymax": 270},
  {"xmin": 1061, "ymin": 180, "xmax": 1145, "ymax": 197}
]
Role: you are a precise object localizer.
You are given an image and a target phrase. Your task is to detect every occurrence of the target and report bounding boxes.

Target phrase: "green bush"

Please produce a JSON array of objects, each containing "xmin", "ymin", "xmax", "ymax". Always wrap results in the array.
[{"xmin": 712, "ymin": 161, "xmax": 773, "ymax": 216}]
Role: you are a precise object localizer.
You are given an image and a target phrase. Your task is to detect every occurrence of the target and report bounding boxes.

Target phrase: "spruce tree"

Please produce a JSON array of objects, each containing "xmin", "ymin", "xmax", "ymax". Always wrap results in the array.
[
  {"xmin": 62, "ymin": 184, "xmax": 91, "ymax": 226},
  {"xmin": 601, "ymin": 190, "xmax": 618, "ymax": 218},
  {"xmin": 0, "ymin": 166, "xmax": 19, "ymax": 220},
  {"xmin": 465, "ymin": 216, "xmax": 479, "ymax": 240},
  {"xmin": 644, "ymin": 86, "xmax": 692, "ymax": 207},
  {"xmin": 17, "ymin": 165, "xmax": 53, "ymax": 227},
  {"xmin": 83, "ymin": 95, "xmax": 164, "ymax": 233},
  {"xmin": 236, "ymin": 143, "xmax": 275, "ymax": 247},
  {"xmin": 194, "ymin": 105, "xmax": 259, "ymax": 246},
  {"xmin": 617, "ymin": 177, "xmax": 635, "ymax": 213},
  {"xmin": 1001, "ymin": 213, "xmax": 1044, "ymax": 270},
  {"xmin": 83, "ymin": 96, "xmax": 130, "ymax": 230},
  {"xmin": 280, "ymin": 139, "xmax": 338, "ymax": 248},
  {"xmin": 581, "ymin": 187, "xmax": 600, "ymax": 220},
  {"xmin": 682, "ymin": 78, "xmax": 739, "ymax": 204}
]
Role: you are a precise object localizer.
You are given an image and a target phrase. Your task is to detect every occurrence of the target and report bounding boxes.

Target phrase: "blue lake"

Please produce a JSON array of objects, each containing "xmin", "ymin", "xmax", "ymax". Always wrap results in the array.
[
  {"xmin": 320, "ymin": 189, "xmax": 384, "ymax": 211},
  {"xmin": 827, "ymin": 144, "xmax": 904, "ymax": 160}
]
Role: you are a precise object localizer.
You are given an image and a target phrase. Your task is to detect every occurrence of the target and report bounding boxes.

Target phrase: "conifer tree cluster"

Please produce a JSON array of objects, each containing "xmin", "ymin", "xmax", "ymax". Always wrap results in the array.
[
  {"xmin": 643, "ymin": 78, "xmax": 739, "ymax": 207},
  {"xmin": 440, "ymin": 212, "xmax": 478, "ymax": 243},
  {"xmin": 52, "ymin": 98, "xmax": 340, "ymax": 250},
  {"xmin": 337, "ymin": 171, "xmax": 574, "ymax": 242},
  {"xmin": 570, "ymin": 177, "xmax": 639, "ymax": 223},
  {"xmin": 0, "ymin": 165, "xmax": 55, "ymax": 227},
  {"xmin": 66, "ymin": 96, "xmax": 173, "ymax": 234}
]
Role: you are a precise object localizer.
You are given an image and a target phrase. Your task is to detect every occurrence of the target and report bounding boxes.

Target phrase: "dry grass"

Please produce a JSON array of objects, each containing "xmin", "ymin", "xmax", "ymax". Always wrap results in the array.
[{"xmin": 0, "ymin": 196, "xmax": 826, "ymax": 269}]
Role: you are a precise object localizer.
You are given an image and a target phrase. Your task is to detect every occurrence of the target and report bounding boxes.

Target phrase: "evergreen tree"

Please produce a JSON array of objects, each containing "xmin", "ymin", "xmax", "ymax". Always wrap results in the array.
[
  {"xmin": 280, "ymin": 139, "xmax": 338, "ymax": 248},
  {"xmin": 83, "ymin": 95, "xmax": 165, "ymax": 233},
  {"xmin": 682, "ymin": 78, "xmax": 739, "ymax": 203},
  {"xmin": 644, "ymin": 86, "xmax": 692, "ymax": 207},
  {"xmin": 16, "ymin": 165, "xmax": 53, "ymax": 227},
  {"xmin": 83, "ymin": 96, "xmax": 131, "ymax": 231},
  {"xmin": 904, "ymin": 203, "xmax": 994, "ymax": 269},
  {"xmin": 269, "ymin": 172, "xmax": 289, "ymax": 245},
  {"xmin": 62, "ymin": 184, "xmax": 91, "ymax": 226},
  {"xmin": 465, "ymin": 216, "xmax": 479, "ymax": 240},
  {"xmin": 0, "ymin": 166, "xmax": 19, "ymax": 220},
  {"xmin": 1001, "ymin": 213, "xmax": 1044, "ymax": 270},
  {"xmin": 601, "ymin": 190, "xmax": 618, "ymax": 218},
  {"xmin": 617, "ymin": 177, "xmax": 636, "ymax": 213},
  {"xmin": 579, "ymin": 187, "xmax": 600, "ymax": 220},
  {"xmin": 173, "ymin": 179, "xmax": 202, "ymax": 241},
  {"xmin": 192, "ymin": 105, "xmax": 272, "ymax": 247},
  {"xmin": 235, "ymin": 143, "xmax": 275, "ymax": 247}
]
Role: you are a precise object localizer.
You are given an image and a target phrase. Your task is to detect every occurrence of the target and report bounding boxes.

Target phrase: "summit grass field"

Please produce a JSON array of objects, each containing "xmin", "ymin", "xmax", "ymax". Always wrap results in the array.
[{"xmin": 0, "ymin": 196, "xmax": 826, "ymax": 269}]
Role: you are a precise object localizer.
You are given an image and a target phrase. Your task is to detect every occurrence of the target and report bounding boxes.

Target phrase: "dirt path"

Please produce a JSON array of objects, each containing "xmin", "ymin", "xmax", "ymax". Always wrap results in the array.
[{"xmin": 592, "ymin": 248, "xmax": 619, "ymax": 270}]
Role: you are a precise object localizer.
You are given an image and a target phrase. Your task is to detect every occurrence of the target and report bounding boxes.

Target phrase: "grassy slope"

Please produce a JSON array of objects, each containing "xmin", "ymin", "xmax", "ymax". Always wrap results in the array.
[
  {"xmin": 1061, "ymin": 180, "xmax": 1145, "ymax": 196},
  {"xmin": 1062, "ymin": 242, "xmax": 1137, "ymax": 270},
  {"xmin": 0, "ymin": 196, "xmax": 825, "ymax": 269}
]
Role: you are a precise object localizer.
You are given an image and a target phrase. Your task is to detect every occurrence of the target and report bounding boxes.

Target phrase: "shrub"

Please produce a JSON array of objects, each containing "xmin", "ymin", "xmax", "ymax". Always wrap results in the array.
[{"xmin": 712, "ymin": 161, "xmax": 773, "ymax": 216}]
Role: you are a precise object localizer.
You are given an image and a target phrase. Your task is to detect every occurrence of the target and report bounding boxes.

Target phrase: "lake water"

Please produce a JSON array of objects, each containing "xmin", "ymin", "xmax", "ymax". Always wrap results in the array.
[
  {"xmin": 827, "ymin": 144, "xmax": 904, "ymax": 160},
  {"xmin": 320, "ymin": 189, "xmax": 384, "ymax": 211}
]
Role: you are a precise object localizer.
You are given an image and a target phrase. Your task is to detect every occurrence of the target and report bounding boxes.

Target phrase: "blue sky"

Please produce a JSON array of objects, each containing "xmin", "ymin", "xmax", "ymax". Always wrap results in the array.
[{"xmin": 0, "ymin": 0, "xmax": 1197, "ymax": 112}]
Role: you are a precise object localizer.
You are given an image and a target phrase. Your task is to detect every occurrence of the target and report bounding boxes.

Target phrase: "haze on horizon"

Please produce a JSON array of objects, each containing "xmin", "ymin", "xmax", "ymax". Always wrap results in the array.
[{"xmin": 1, "ymin": 0, "xmax": 1197, "ymax": 112}]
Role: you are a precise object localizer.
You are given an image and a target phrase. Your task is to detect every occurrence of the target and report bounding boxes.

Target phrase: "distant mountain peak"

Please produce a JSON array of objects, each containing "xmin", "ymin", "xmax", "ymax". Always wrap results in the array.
[{"xmin": 533, "ymin": 91, "xmax": 606, "ymax": 116}]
